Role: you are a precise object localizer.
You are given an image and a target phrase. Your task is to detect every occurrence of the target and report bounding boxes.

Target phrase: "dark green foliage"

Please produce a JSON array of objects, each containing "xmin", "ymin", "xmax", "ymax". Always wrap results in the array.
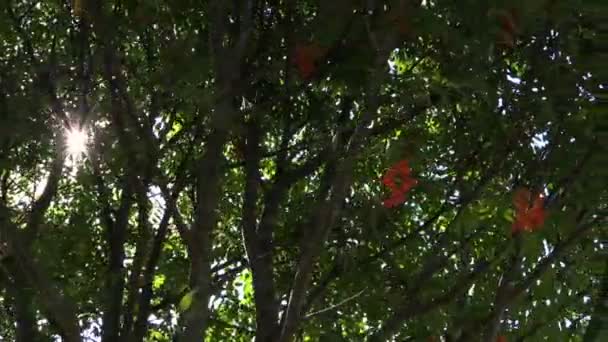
[{"xmin": 0, "ymin": 1, "xmax": 605, "ymax": 341}]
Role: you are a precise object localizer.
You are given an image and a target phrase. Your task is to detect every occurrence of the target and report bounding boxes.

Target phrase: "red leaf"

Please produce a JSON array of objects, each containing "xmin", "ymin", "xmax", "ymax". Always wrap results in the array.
[
  {"xmin": 512, "ymin": 188, "xmax": 546, "ymax": 234},
  {"xmin": 497, "ymin": 10, "xmax": 517, "ymax": 34},
  {"xmin": 293, "ymin": 43, "xmax": 326, "ymax": 80},
  {"xmin": 383, "ymin": 191, "xmax": 407, "ymax": 208},
  {"xmin": 381, "ymin": 159, "xmax": 417, "ymax": 208},
  {"xmin": 513, "ymin": 188, "xmax": 532, "ymax": 211}
]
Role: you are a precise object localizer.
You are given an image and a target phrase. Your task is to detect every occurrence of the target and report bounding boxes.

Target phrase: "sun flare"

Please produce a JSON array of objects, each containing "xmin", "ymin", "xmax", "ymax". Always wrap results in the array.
[{"xmin": 65, "ymin": 127, "xmax": 88, "ymax": 157}]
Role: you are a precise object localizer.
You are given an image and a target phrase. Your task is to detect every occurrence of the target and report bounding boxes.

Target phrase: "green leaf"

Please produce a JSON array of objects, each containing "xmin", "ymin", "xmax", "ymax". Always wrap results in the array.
[{"xmin": 179, "ymin": 289, "xmax": 197, "ymax": 312}]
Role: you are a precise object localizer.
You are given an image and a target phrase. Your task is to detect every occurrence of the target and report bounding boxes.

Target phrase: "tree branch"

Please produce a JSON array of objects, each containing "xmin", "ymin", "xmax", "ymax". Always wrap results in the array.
[
  {"xmin": 25, "ymin": 145, "xmax": 65, "ymax": 244},
  {"xmin": 303, "ymin": 139, "xmax": 500, "ymax": 317},
  {"xmin": 517, "ymin": 287, "xmax": 591, "ymax": 342},
  {"xmin": 304, "ymin": 288, "xmax": 366, "ymax": 319},
  {"xmin": 101, "ymin": 177, "xmax": 134, "ymax": 342},
  {"xmin": 514, "ymin": 214, "xmax": 599, "ymax": 299},
  {"xmin": 133, "ymin": 157, "xmax": 190, "ymax": 341},
  {"xmin": 483, "ymin": 237, "xmax": 524, "ymax": 341},
  {"xmin": 240, "ymin": 117, "xmax": 281, "ymax": 341},
  {"xmin": 278, "ymin": 54, "xmax": 394, "ymax": 339},
  {"xmin": 303, "ymin": 204, "xmax": 448, "ymax": 316},
  {"xmin": 459, "ymin": 212, "xmax": 602, "ymax": 341},
  {"xmin": 0, "ymin": 204, "xmax": 80, "ymax": 341},
  {"xmin": 583, "ymin": 259, "xmax": 608, "ymax": 342},
  {"xmin": 122, "ymin": 181, "xmax": 154, "ymax": 339},
  {"xmin": 132, "ymin": 209, "xmax": 172, "ymax": 342},
  {"xmin": 6, "ymin": 3, "xmax": 70, "ymax": 128},
  {"xmin": 369, "ymin": 244, "xmax": 511, "ymax": 342},
  {"xmin": 1, "ymin": 257, "xmax": 40, "ymax": 342}
]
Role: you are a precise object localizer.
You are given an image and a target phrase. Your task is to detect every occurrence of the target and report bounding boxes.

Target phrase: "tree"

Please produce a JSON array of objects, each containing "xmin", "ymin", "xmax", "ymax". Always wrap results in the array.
[{"xmin": 0, "ymin": 0, "xmax": 605, "ymax": 341}]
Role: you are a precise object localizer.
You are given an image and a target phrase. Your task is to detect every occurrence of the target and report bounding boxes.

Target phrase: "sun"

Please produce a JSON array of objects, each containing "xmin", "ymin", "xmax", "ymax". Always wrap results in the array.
[{"xmin": 65, "ymin": 127, "xmax": 88, "ymax": 157}]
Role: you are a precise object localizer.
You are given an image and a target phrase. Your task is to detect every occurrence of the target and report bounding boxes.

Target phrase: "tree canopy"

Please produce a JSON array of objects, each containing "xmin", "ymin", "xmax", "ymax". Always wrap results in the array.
[{"xmin": 0, "ymin": 0, "xmax": 606, "ymax": 341}]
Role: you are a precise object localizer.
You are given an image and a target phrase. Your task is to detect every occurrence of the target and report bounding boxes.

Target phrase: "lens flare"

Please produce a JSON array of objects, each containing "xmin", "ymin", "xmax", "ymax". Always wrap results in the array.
[{"xmin": 65, "ymin": 127, "xmax": 88, "ymax": 157}]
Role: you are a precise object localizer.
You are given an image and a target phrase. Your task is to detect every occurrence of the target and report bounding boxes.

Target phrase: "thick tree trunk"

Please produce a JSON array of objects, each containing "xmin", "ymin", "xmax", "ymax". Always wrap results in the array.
[
  {"xmin": 178, "ymin": 254, "xmax": 212, "ymax": 342},
  {"xmin": 242, "ymin": 119, "xmax": 280, "ymax": 341},
  {"xmin": 4, "ymin": 263, "xmax": 40, "ymax": 342},
  {"xmin": 101, "ymin": 184, "xmax": 133, "ymax": 342},
  {"xmin": 0, "ymin": 205, "xmax": 80, "ymax": 341},
  {"xmin": 178, "ymin": 115, "xmax": 232, "ymax": 341},
  {"xmin": 14, "ymin": 290, "xmax": 38, "ymax": 342}
]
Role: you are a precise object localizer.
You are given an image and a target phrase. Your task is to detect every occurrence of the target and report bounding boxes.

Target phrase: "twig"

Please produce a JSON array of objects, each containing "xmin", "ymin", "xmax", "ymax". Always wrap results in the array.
[{"xmin": 305, "ymin": 288, "xmax": 366, "ymax": 319}]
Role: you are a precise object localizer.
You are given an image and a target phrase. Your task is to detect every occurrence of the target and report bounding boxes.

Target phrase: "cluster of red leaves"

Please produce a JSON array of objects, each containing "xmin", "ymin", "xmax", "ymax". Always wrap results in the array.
[
  {"xmin": 489, "ymin": 8, "xmax": 520, "ymax": 50},
  {"xmin": 381, "ymin": 160, "xmax": 418, "ymax": 208},
  {"xmin": 512, "ymin": 188, "xmax": 546, "ymax": 234},
  {"xmin": 293, "ymin": 43, "xmax": 327, "ymax": 80},
  {"xmin": 381, "ymin": 162, "xmax": 547, "ymax": 236}
]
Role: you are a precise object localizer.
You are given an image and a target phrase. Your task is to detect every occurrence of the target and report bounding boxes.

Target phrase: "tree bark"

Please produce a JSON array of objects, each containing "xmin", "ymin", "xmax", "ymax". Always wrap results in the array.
[
  {"xmin": 101, "ymin": 182, "xmax": 133, "ymax": 342},
  {"xmin": 178, "ymin": 105, "xmax": 234, "ymax": 341},
  {"xmin": 241, "ymin": 118, "xmax": 280, "ymax": 341},
  {"xmin": 3, "ymin": 261, "xmax": 40, "ymax": 342},
  {"xmin": 0, "ymin": 209, "xmax": 80, "ymax": 341}
]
